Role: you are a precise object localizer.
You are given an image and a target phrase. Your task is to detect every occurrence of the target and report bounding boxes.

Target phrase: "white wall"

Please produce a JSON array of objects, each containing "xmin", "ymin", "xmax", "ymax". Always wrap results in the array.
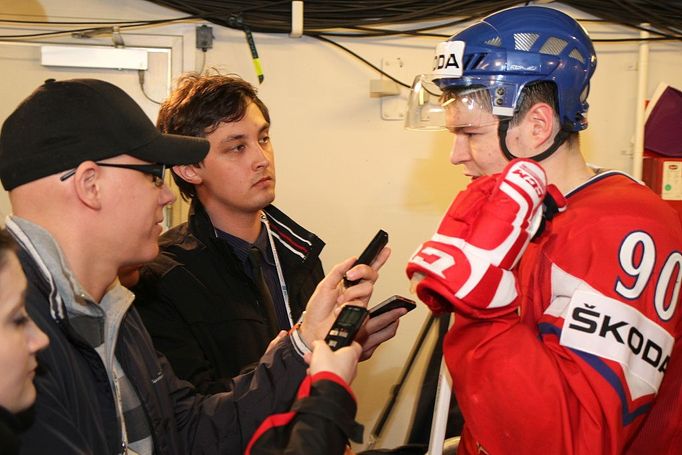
[{"xmin": 1, "ymin": 0, "xmax": 681, "ymax": 450}]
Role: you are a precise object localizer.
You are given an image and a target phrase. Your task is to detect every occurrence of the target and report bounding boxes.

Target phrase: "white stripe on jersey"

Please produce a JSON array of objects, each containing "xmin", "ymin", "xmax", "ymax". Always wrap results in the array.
[{"xmin": 545, "ymin": 264, "xmax": 672, "ymax": 400}]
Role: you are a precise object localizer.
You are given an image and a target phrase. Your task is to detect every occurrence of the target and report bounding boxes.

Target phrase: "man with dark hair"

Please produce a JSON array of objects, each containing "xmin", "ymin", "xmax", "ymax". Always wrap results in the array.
[
  {"xmin": 405, "ymin": 6, "xmax": 682, "ymax": 454},
  {"xmin": 133, "ymin": 73, "xmax": 405, "ymax": 392},
  {"xmin": 0, "ymin": 77, "xmax": 382, "ymax": 454}
]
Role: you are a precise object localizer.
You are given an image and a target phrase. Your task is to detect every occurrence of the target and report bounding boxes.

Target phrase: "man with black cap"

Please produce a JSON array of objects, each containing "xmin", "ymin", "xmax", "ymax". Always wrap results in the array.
[{"xmin": 0, "ymin": 78, "xmax": 382, "ymax": 454}]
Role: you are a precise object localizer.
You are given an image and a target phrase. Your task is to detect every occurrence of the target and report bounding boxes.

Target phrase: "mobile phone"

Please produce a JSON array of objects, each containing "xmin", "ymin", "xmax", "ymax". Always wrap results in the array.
[
  {"xmin": 324, "ymin": 304, "xmax": 369, "ymax": 351},
  {"xmin": 343, "ymin": 229, "xmax": 389, "ymax": 287},
  {"xmin": 369, "ymin": 295, "xmax": 417, "ymax": 318}
]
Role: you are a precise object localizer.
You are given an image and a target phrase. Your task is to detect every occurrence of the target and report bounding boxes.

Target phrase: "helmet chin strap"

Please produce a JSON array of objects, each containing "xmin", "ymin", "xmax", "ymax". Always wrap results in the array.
[{"xmin": 497, "ymin": 120, "xmax": 570, "ymax": 163}]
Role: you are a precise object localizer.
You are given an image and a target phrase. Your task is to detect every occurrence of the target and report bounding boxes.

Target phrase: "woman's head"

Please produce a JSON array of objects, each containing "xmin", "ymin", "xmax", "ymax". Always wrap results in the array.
[{"xmin": 0, "ymin": 228, "xmax": 48, "ymax": 413}]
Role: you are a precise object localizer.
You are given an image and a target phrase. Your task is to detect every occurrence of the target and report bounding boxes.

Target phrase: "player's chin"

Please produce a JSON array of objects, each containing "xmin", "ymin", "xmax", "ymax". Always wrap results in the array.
[{"xmin": 463, "ymin": 170, "xmax": 481, "ymax": 180}]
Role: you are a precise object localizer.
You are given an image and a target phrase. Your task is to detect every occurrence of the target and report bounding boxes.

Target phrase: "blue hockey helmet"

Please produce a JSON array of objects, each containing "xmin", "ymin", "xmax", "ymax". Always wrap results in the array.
[{"xmin": 406, "ymin": 6, "xmax": 597, "ymax": 133}]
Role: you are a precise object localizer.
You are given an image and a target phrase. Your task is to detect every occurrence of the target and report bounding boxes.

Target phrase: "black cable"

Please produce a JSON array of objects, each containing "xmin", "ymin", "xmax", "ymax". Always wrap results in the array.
[
  {"xmin": 0, "ymin": 16, "xmax": 200, "ymax": 39},
  {"xmin": 0, "ymin": 15, "xmax": 197, "ymax": 25},
  {"xmin": 0, "ymin": 26, "xmax": 107, "ymax": 39},
  {"xmin": 198, "ymin": 49, "xmax": 207, "ymax": 73},
  {"xmin": 309, "ymin": 15, "xmax": 480, "ymax": 39},
  {"xmin": 592, "ymin": 36, "xmax": 682, "ymax": 42},
  {"xmin": 1, "ymin": 1, "xmax": 680, "ymax": 86},
  {"xmin": 308, "ymin": 34, "xmax": 411, "ymax": 88},
  {"xmin": 2, "ymin": 1, "xmax": 680, "ymax": 40},
  {"xmin": 137, "ymin": 0, "xmax": 682, "ymax": 38},
  {"xmin": 578, "ymin": 19, "xmax": 677, "ymax": 38}
]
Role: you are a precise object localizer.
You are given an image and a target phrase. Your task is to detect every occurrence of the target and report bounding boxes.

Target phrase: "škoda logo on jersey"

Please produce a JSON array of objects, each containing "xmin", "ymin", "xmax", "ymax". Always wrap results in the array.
[
  {"xmin": 432, "ymin": 41, "xmax": 465, "ymax": 77},
  {"xmin": 560, "ymin": 290, "xmax": 673, "ymax": 393}
]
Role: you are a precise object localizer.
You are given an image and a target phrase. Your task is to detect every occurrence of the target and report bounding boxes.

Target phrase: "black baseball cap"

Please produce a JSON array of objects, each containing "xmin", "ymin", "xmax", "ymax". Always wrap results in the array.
[{"xmin": 0, "ymin": 78, "xmax": 209, "ymax": 190}]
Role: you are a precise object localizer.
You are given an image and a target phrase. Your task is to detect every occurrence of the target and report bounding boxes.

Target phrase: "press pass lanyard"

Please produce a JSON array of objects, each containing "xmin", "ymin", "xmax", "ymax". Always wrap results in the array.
[{"xmin": 261, "ymin": 212, "xmax": 294, "ymax": 328}]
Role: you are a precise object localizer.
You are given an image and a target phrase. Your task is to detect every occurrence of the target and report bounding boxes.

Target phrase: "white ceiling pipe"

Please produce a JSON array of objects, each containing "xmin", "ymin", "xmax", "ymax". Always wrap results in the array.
[{"xmin": 633, "ymin": 24, "xmax": 650, "ymax": 180}]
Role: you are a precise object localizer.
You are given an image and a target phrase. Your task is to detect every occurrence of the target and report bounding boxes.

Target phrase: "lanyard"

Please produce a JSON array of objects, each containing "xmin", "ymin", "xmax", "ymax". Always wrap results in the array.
[{"xmin": 261, "ymin": 212, "xmax": 294, "ymax": 328}]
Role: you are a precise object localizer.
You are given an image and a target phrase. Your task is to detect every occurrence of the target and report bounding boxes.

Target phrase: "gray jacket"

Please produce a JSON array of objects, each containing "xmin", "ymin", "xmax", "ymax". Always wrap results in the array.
[{"xmin": 8, "ymin": 219, "xmax": 308, "ymax": 454}]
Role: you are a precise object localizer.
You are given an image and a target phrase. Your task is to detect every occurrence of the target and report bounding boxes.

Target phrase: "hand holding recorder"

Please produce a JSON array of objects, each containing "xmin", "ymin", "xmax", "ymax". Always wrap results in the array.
[
  {"xmin": 300, "ymin": 229, "xmax": 409, "ymax": 361},
  {"xmin": 297, "ymin": 229, "xmax": 390, "ymax": 349},
  {"xmin": 308, "ymin": 340, "xmax": 362, "ymax": 385}
]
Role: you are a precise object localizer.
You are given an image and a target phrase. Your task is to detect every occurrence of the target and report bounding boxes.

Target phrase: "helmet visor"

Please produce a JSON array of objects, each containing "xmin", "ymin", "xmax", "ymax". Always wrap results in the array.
[{"xmin": 405, "ymin": 75, "xmax": 501, "ymax": 131}]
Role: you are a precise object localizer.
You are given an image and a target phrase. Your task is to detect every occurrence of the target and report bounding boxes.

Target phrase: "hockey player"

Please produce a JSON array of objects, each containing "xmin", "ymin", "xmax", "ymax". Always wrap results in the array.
[{"xmin": 405, "ymin": 6, "xmax": 682, "ymax": 454}]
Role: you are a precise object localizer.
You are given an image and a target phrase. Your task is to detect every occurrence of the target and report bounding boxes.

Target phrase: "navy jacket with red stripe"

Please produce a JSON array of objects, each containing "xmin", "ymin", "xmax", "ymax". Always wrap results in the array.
[{"xmin": 134, "ymin": 200, "xmax": 325, "ymax": 393}]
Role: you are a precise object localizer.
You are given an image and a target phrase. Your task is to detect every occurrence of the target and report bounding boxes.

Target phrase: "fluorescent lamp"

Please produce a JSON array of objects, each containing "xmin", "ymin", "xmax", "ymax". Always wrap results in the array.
[{"xmin": 41, "ymin": 45, "xmax": 148, "ymax": 70}]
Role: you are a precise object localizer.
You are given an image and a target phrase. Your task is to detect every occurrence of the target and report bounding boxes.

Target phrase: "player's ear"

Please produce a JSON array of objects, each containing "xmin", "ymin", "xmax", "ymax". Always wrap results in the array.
[
  {"xmin": 525, "ymin": 102, "xmax": 556, "ymax": 149},
  {"xmin": 172, "ymin": 164, "xmax": 203, "ymax": 185}
]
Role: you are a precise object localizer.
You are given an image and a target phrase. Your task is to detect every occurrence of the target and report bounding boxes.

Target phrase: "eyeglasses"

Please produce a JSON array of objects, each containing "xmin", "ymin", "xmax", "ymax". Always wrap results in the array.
[{"xmin": 60, "ymin": 162, "xmax": 166, "ymax": 187}]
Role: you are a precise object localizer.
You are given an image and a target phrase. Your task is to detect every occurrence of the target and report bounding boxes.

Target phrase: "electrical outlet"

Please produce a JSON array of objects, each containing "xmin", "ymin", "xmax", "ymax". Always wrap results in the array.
[{"xmin": 196, "ymin": 25, "xmax": 214, "ymax": 51}]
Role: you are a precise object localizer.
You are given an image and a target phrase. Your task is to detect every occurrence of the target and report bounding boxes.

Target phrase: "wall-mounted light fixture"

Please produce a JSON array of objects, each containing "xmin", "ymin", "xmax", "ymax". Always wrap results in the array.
[{"xmin": 41, "ymin": 45, "xmax": 148, "ymax": 70}]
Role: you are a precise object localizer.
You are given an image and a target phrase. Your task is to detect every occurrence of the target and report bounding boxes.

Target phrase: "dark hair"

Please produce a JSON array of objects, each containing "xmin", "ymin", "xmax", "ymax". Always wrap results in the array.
[
  {"xmin": 511, "ymin": 81, "xmax": 578, "ymax": 146},
  {"xmin": 0, "ymin": 228, "xmax": 17, "ymax": 271},
  {"xmin": 157, "ymin": 72, "xmax": 271, "ymax": 200}
]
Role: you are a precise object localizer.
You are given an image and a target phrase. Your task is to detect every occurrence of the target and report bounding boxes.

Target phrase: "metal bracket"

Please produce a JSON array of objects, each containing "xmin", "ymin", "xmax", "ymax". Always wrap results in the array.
[{"xmin": 379, "ymin": 57, "xmax": 408, "ymax": 121}]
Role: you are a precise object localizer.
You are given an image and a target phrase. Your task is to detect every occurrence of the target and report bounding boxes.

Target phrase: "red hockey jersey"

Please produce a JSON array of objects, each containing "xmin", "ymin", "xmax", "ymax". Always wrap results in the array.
[{"xmin": 443, "ymin": 171, "xmax": 682, "ymax": 454}]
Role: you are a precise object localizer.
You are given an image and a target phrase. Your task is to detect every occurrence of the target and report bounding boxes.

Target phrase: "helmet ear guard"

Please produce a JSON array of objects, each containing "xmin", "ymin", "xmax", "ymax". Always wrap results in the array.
[{"xmin": 406, "ymin": 6, "xmax": 597, "ymax": 160}]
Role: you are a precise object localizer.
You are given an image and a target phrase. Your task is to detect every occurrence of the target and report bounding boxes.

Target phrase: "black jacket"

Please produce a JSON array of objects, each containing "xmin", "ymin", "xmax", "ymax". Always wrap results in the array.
[
  {"xmin": 0, "ymin": 407, "xmax": 32, "ymax": 455},
  {"xmin": 134, "ymin": 201, "xmax": 325, "ymax": 393},
  {"xmin": 246, "ymin": 373, "xmax": 363, "ymax": 455},
  {"xmin": 13, "ymin": 233, "xmax": 309, "ymax": 454}
]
